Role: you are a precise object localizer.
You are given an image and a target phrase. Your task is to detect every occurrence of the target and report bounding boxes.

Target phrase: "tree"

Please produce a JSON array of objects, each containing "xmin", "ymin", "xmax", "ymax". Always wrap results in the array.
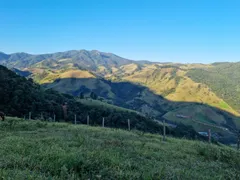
[
  {"xmin": 90, "ymin": 92, "xmax": 98, "ymax": 100},
  {"xmin": 79, "ymin": 92, "xmax": 84, "ymax": 99}
]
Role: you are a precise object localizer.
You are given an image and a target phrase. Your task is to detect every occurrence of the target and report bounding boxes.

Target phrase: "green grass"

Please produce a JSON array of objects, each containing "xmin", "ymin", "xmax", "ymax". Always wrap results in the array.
[
  {"xmin": 78, "ymin": 99, "xmax": 138, "ymax": 113},
  {"xmin": 1, "ymin": 117, "xmax": 240, "ymax": 179},
  {"xmin": 219, "ymin": 101, "xmax": 231, "ymax": 109}
]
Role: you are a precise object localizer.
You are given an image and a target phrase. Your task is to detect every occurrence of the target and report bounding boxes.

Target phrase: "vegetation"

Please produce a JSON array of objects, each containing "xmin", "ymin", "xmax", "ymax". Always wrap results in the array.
[
  {"xmin": 2, "ymin": 50, "xmax": 240, "ymax": 144},
  {"xmin": 187, "ymin": 62, "xmax": 240, "ymax": 112},
  {"xmin": 0, "ymin": 117, "xmax": 240, "ymax": 179},
  {"xmin": 0, "ymin": 50, "xmax": 133, "ymax": 70},
  {"xmin": 78, "ymin": 99, "xmax": 137, "ymax": 113},
  {"xmin": 0, "ymin": 65, "xmax": 166, "ymax": 134},
  {"xmin": 1, "ymin": 65, "xmax": 208, "ymax": 140},
  {"xmin": 90, "ymin": 92, "xmax": 98, "ymax": 100}
]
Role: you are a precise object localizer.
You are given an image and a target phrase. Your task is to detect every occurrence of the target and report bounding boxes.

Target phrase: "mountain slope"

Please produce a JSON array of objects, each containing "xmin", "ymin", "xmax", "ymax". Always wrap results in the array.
[
  {"xmin": 41, "ymin": 69, "xmax": 240, "ymax": 143},
  {"xmin": 0, "ymin": 50, "xmax": 133, "ymax": 71},
  {"xmin": 1, "ymin": 50, "xmax": 240, "ymax": 144},
  {"xmin": 119, "ymin": 64, "xmax": 238, "ymax": 115},
  {"xmin": 0, "ymin": 65, "xmax": 169, "ymax": 134},
  {"xmin": 187, "ymin": 62, "xmax": 240, "ymax": 112}
]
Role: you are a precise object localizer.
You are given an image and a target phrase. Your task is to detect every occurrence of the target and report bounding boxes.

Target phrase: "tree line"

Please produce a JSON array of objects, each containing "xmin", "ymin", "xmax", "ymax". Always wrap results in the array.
[{"xmin": 0, "ymin": 65, "xmax": 206, "ymax": 140}]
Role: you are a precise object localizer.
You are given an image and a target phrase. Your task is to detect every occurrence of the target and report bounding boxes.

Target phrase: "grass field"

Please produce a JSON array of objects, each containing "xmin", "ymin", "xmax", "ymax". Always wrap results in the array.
[
  {"xmin": 78, "ymin": 99, "xmax": 138, "ymax": 113},
  {"xmin": 0, "ymin": 117, "xmax": 240, "ymax": 179}
]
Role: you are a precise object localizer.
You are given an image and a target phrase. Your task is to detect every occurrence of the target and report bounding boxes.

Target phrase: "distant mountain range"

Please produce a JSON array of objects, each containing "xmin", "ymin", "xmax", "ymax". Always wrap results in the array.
[
  {"xmin": 1, "ymin": 49, "xmax": 240, "ymax": 143},
  {"xmin": 0, "ymin": 50, "xmax": 154, "ymax": 70}
]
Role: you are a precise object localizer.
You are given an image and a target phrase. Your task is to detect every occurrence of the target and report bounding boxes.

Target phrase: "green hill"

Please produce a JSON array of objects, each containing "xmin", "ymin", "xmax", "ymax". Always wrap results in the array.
[
  {"xmin": 78, "ymin": 99, "xmax": 138, "ymax": 114},
  {"xmin": 0, "ymin": 65, "xmax": 167, "ymax": 134},
  {"xmin": 1, "ymin": 50, "xmax": 240, "ymax": 144},
  {"xmin": 0, "ymin": 50, "xmax": 134, "ymax": 71},
  {"xmin": 187, "ymin": 62, "xmax": 240, "ymax": 112},
  {"xmin": 0, "ymin": 117, "xmax": 240, "ymax": 179},
  {"xmin": 38, "ymin": 68, "xmax": 240, "ymax": 144}
]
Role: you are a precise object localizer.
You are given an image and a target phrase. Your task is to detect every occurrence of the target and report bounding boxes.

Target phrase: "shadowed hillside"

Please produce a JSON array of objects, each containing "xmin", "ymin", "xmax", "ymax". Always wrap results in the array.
[
  {"xmin": 187, "ymin": 62, "xmax": 240, "ymax": 112},
  {"xmin": 1, "ymin": 50, "xmax": 240, "ymax": 144},
  {"xmin": 43, "ymin": 76, "xmax": 240, "ymax": 144},
  {"xmin": 1, "ymin": 65, "xmax": 213, "ymax": 141},
  {"xmin": 1, "ymin": 50, "xmax": 240, "ymax": 116},
  {"xmin": 0, "ymin": 65, "xmax": 167, "ymax": 134}
]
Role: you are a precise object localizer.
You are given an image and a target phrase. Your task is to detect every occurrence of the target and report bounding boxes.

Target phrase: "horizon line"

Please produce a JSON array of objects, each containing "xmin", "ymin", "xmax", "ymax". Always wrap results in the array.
[{"xmin": 0, "ymin": 49, "xmax": 239, "ymax": 65}]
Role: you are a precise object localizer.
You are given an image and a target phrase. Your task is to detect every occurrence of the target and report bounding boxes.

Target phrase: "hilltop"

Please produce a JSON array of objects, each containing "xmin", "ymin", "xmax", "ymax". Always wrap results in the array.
[
  {"xmin": 1, "ymin": 64, "xmax": 211, "ymax": 140},
  {"xmin": 0, "ymin": 65, "xmax": 166, "ymax": 134},
  {"xmin": 1, "ymin": 50, "xmax": 240, "ymax": 144},
  {"xmin": 0, "ymin": 117, "xmax": 239, "ymax": 179}
]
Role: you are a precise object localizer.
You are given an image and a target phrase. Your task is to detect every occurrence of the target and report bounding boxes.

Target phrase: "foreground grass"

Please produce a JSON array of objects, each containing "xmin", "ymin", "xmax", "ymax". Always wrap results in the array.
[{"xmin": 0, "ymin": 117, "xmax": 240, "ymax": 179}]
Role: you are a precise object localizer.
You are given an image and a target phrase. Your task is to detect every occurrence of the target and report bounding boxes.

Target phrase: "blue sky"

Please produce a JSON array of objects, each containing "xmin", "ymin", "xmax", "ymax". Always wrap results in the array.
[{"xmin": 0, "ymin": 0, "xmax": 240, "ymax": 63}]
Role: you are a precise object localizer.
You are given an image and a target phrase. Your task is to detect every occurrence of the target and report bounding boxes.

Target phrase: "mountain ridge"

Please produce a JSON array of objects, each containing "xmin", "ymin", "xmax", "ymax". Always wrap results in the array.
[{"xmin": 1, "ymin": 49, "xmax": 240, "ymax": 144}]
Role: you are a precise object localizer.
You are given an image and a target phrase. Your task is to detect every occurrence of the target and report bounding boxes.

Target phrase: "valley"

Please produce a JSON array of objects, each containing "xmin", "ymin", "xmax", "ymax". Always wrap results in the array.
[{"xmin": 1, "ymin": 50, "xmax": 240, "ymax": 144}]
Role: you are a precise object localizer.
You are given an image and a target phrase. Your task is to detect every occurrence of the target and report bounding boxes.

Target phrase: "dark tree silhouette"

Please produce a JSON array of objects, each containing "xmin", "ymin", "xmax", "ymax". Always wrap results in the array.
[{"xmin": 0, "ymin": 111, "xmax": 5, "ymax": 121}]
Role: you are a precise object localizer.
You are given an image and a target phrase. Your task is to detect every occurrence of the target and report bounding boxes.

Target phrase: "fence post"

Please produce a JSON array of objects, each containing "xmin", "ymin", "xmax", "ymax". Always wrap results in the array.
[
  {"xmin": 87, "ymin": 115, "xmax": 89, "ymax": 125},
  {"xmin": 53, "ymin": 114, "xmax": 56, "ymax": 122},
  {"xmin": 208, "ymin": 129, "xmax": 211, "ymax": 143},
  {"xmin": 102, "ymin": 117, "xmax": 105, "ymax": 127},
  {"xmin": 163, "ymin": 119, "xmax": 166, "ymax": 141},
  {"xmin": 74, "ymin": 114, "xmax": 77, "ymax": 125},
  {"xmin": 29, "ymin": 112, "xmax": 31, "ymax": 120},
  {"xmin": 237, "ymin": 131, "xmax": 240, "ymax": 150},
  {"xmin": 128, "ymin": 119, "xmax": 131, "ymax": 131},
  {"xmin": 41, "ymin": 113, "xmax": 43, "ymax": 120}
]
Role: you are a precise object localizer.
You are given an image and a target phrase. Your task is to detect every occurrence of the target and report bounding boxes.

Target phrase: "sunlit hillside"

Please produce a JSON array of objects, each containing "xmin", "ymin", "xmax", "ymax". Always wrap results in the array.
[{"xmin": 1, "ymin": 51, "xmax": 240, "ymax": 144}]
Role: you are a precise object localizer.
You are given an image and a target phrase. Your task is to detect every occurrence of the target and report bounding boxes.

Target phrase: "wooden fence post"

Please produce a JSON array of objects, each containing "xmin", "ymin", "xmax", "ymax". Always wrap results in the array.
[
  {"xmin": 53, "ymin": 114, "xmax": 56, "ymax": 122},
  {"xmin": 163, "ymin": 119, "xmax": 166, "ymax": 141},
  {"xmin": 87, "ymin": 115, "xmax": 89, "ymax": 125},
  {"xmin": 128, "ymin": 119, "xmax": 131, "ymax": 131},
  {"xmin": 102, "ymin": 117, "xmax": 105, "ymax": 127},
  {"xmin": 74, "ymin": 114, "xmax": 77, "ymax": 125},
  {"xmin": 237, "ymin": 131, "xmax": 240, "ymax": 150},
  {"xmin": 29, "ymin": 112, "xmax": 31, "ymax": 120},
  {"xmin": 208, "ymin": 129, "xmax": 211, "ymax": 143}
]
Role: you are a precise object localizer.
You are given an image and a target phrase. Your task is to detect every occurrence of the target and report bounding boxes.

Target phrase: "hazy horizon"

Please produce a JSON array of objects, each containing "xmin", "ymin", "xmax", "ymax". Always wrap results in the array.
[{"xmin": 2, "ymin": 49, "xmax": 239, "ymax": 65}]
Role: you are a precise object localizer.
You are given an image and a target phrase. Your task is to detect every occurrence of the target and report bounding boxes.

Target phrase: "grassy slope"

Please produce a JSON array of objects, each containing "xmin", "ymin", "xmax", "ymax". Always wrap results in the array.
[
  {"xmin": 121, "ymin": 64, "xmax": 238, "ymax": 115},
  {"xmin": 78, "ymin": 99, "xmax": 138, "ymax": 114},
  {"xmin": 187, "ymin": 62, "xmax": 240, "ymax": 112},
  {"xmin": 118, "ymin": 64, "xmax": 240, "ymax": 131},
  {"xmin": 1, "ymin": 117, "xmax": 240, "ymax": 179},
  {"xmin": 29, "ymin": 64, "xmax": 240, "ymax": 135},
  {"xmin": 34, "ymin": 69, "xmax": 95, "ymax": 84},
  {"xmin": 30, "ymin": 63, "xmax": 238, "ymax": 116}
]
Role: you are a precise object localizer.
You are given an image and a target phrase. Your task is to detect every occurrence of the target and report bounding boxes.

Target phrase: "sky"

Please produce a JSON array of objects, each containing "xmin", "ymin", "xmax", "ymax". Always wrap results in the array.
[{"xmin": 0, "ymin": 0, "xmax": 240, "ymax": 63}]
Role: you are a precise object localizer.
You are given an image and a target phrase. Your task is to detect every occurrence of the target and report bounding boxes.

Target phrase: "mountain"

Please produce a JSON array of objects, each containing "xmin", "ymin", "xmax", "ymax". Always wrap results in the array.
[
  {"xmin": 0, "ymin": 65, "xmax": 171, "ymax": 134},
  {"xmin": 0, "ymin": 52, "xmax": 10, "ymax": 60},
  {"xmin": 0, "ymin": 50, "xmax": 133, "ymax": 71},
  {"xmin": 187, "ymin": 62, "xmax": 240, "ymax": 112},
  {"xmin": 1, "ymin": 50, "xmax": 240, "ymax": 144}
]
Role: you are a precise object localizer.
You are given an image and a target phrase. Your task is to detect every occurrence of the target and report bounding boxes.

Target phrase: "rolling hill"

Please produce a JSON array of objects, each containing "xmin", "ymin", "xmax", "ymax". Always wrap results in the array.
[
  {"xmin": 187, "ymin": 62, "xmax": 240, "ymax": 112},
  {"xmin": 0, "ymin": 50, "xmax": 135, "ymax": 71},
  {"xmin": 1, "ymin": 50, "xmax": 240, "ymax": 144},
  {"xmin": 0, "ymin": 65, "xmax": 170, "ymax": 135}
]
